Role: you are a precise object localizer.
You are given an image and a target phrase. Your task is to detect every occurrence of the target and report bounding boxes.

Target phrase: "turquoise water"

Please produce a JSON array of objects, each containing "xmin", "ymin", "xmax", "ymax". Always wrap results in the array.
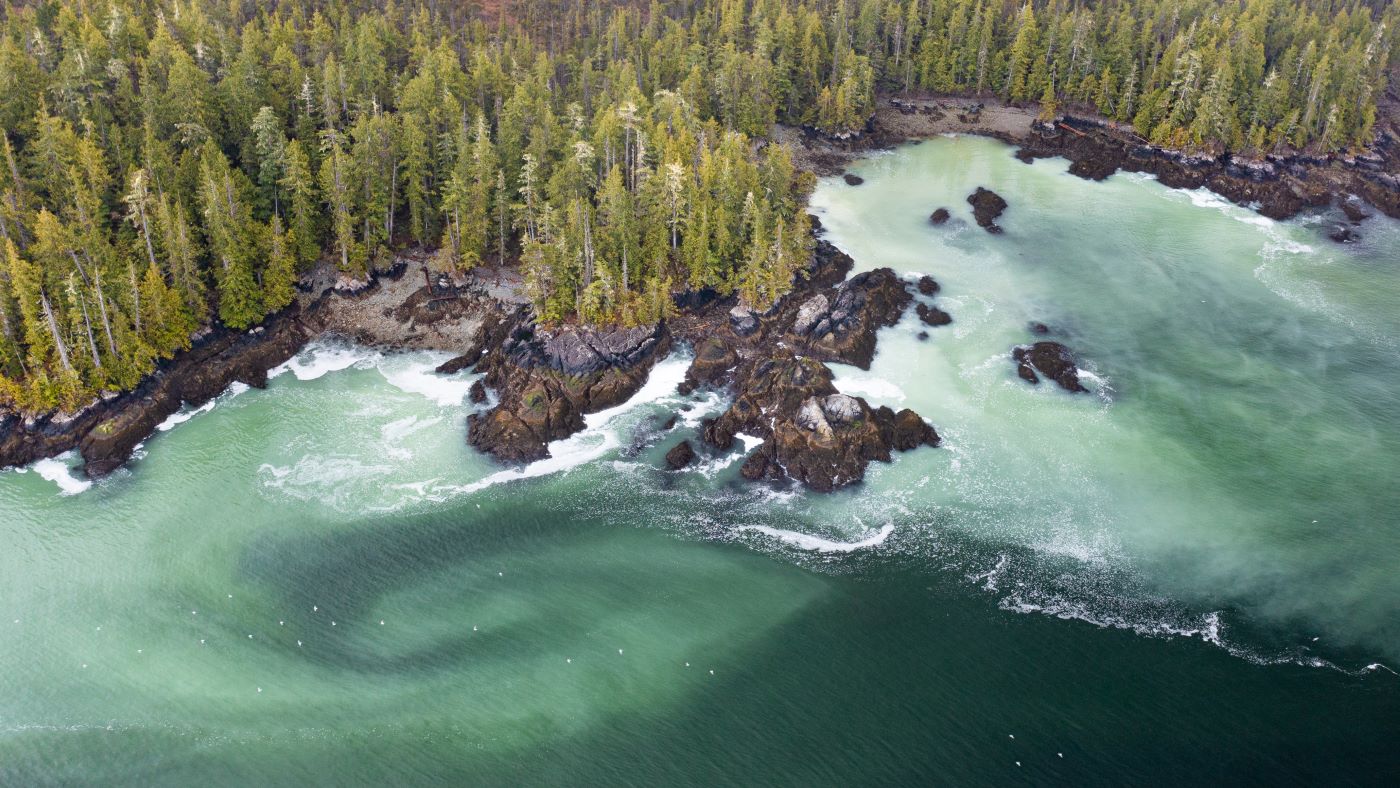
[{"xmin": 3, "ymin": 136, "xmax": 1399, "ymax": 784}]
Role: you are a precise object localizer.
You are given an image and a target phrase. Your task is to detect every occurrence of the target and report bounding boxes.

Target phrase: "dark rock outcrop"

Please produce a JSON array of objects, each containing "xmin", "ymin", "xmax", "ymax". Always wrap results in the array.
[
  {"xmin": 843, "ymin": 173, "xmax": 865, "ymax": 186},
  {"xmin": 467, "ymin": 321, "xmax": 672, "ymax": 463},
  {"xmin": 916, "ymin": 303, "xmax": 953, "ymax": 327},
  {"xmin": 468, "ymin": 380, "xmax": 488, "ymax": 404},
  {"xmin": 929, "ymin": 208, "xmax": 951, "ymax": 225},
  {"xmin": 1017, "ymin": 116, "xmax": 1400, "ymax": 221},
  {"xmin": 916, "ymin": 275, "xmax": 940, "ymax": 295},
  {"xmin": 967, "ymin": 187, "xmax": 1008, "ymax": 233},
  {"xmin": 664, "ymin": 440, "xmax": 695, "ymax": 470},
  {"xmin": 788, "ymin": 269, "xmax": 912, "ymax": 369},
  {"xmin": 1012, "ymin": 341, "xmax": 1088, "ymax": 394},
  {"xmin": 706, "ymin": 350, "xmax": 938, "ymax": 492}
]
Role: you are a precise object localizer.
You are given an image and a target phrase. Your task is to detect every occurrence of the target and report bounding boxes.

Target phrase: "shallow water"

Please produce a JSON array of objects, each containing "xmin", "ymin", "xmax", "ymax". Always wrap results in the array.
[{"xmin": 3, "ymin": 136, "xmax": 1399, "ymax": 784}]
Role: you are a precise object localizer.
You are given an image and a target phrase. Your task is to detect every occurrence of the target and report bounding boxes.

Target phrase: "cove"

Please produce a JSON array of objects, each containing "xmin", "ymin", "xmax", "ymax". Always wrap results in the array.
[{"xmin": 2, "ymin": 136, "xmax": 1398, "ymax": 784}]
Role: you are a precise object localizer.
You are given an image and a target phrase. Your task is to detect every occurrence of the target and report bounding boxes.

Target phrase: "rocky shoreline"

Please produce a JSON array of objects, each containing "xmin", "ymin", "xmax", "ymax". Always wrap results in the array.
[
  {"xmin": 782, "ymin": 95, "xmax": 1400, "ymax": 223},
  {"xmin": 5, "ymin": 98, "xmax": 1395, "ymax": 488}
]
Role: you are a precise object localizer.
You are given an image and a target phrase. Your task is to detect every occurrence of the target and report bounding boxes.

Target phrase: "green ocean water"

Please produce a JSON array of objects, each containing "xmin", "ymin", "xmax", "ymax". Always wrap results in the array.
[{"xmin": 3, "ymin": 136, "xmax": 1399, "ymax": 785}]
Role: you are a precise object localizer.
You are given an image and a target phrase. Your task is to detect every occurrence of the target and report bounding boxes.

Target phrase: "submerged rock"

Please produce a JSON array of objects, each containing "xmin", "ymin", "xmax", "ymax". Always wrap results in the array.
[
  {"xmin": 1329, "ymin": 224, "xmax": 1359, "ymax": 244},
  {"xmin": 967, "ymin": 187, "xmax": 1008, "ymax": 233},
  {"xmin": 843, "ymin": 173, "xmax": 865, "ymax": 186},
  {"xmin": 1012, "ymin": 341, "xmax": 1088, "ymax": 393}
]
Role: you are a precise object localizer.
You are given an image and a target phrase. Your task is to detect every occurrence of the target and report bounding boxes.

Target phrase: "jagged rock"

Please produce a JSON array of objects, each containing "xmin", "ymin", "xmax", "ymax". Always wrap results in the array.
[
  {"xmin": 664, "ymin": 440, "xmax": 695, "ymax": 470},
  {"xmin": 967, "ymin": 187, "xmax": 1008, "ymax": 233},
  {"xmin": 468, "ymin": 380, "xmax": 488, "ymax": 404},
  {"xmin": 793, "ymin": 295, "xmax": 830, "ymax": 336},
  {"xmin": 728, "ymin": 305, "xmax": 759, "ymax": 336},
  {"xmin": 702, "ymin": 349, "xmax": 938, "ymax": 492},
  {"xmin": 843, "ymin": 173, "xmax": 865, "ymax": 186},
  {"xmin": 1012, "ymin": 341, "xmax": 1088, "ymax": 393},
  {"xmin": 791, "ymin": 269, "xmax": 912, "ymax": 369},
  {"xmin": 468, "ymin": 322, "xmax": 672, "ymax": 463},
  {"xmin": 916, "ymin": 276, "xmax": 940, "ymax": 295},
  {"xmin": 929, "ymin": 208, "xmax": 951, "ymax": 225},
  {"xmin": 917, "ymin": 303, "xmax": 952, "ymax": 327}
]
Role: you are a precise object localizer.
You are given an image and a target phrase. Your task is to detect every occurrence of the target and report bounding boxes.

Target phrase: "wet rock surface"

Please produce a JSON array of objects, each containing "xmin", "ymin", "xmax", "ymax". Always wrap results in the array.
[
  {"xmin": 664, "ymin": 440, "xmax": 696, "ymax": 470},
  {"xmin": 917, "ymin": 303, "xmax": 953, "ymax": 327},
  {"xmin": 843, "ymin": 173, "xmax": 865, "ymax": 186},
  {"xmin": 466, "ymin": 321, "xmax": 672, "ymax": 464},
  {"xmin": 787, "ymin": 268, "xmax": 913, "ymax": 369},
  {"xmin": 929, "ymin": 208, "xmax": 951, "ymax": 225},
  {"xmin": 916, "ymin": 276, "xmax": 940, "ymax": 295},
  {"xmin": 1017, "ymin": 116, "xmax": 1400, "ymax": 221},
  {"xmin": 967, "ymin": 187, "xmax": 1008, "ymax": 233},
  {"xmin": 1013, "ymin": 341, "xmax": 1088, "ymax": 393}
]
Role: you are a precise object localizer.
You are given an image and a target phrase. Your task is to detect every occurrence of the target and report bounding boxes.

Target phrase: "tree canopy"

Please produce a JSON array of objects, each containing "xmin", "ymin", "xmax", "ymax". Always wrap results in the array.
[{"xmin": 0, "ymin": 0, "xmax": 1392, "ymax": 412}]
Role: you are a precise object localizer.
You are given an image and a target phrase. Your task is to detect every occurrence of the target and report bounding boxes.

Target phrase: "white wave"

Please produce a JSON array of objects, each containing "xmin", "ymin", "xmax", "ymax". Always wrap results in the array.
[
  {"xmin": 32, "ymin": 453, "xmax": 92, "ymax": 495},
  {"xmin": 378, "ymin": 357, "xmax": 476, "ymax": 408},
  {"xmin": 271, "ymin": 342, "xmax": 376, "ymax": 381},
  {"xmin": 740, "ymin": 523, "xmax": 895, "ymax": 553},
  {"xmin": 157, "ymin": 399, "xmax": 217, "ymax": 432}
]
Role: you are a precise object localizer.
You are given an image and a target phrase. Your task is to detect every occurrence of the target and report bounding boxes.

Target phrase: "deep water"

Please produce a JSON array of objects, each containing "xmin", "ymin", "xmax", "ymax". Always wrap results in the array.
[{"xmin": 3, "ymin": 136, "xmax": 1398, "ymax": 785}]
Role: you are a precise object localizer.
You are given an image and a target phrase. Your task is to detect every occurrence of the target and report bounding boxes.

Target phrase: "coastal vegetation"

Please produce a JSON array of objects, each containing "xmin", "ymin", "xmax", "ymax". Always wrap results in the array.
[{"xmin": 0, "ymin": 0, "xmax": 1394, "ymax": 413}]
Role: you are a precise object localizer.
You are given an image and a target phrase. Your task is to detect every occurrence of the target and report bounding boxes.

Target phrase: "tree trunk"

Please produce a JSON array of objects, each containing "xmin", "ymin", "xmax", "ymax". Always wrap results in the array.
[
  {"xmin": 93, "ymin": 269, "xmax": 118, "ymax": 356},
  {"xmin": 40, "ymin": 292, "xmax": 73, "ymax": 372},
  {"xmin": 78, "ymin": 292, "xmax": 101, "ymax": 368}
]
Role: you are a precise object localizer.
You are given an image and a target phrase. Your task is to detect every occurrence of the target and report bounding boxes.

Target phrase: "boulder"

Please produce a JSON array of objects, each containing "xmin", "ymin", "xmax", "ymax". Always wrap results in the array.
[
  {"xmin": 468, "ymin": 380, "xmax": 488, "ymax": 404},
  {"xmin": 664, "ymin": 440, "xmax": 696, "ymax": 470},
  {"xmin": 728, "ymin": 305, "xmax": 760, "ymax": 336},
  {"xmin": 929, "ymin": 208, "xmax": 951, "ymax": 225},
  {"xmin": 1329, "ymin": 224, "xmax": 1359, "ymax": 244},
  {"xmin": 793, "ymin": 294, "xmax": 830, "ymax": 336},
  {"xmin": 1340, "ymin": 196, "xmax": 1372, "ymax": 223},
  {"xmin": 843, "ymin": 173, "xmax": 865, "ymax": 186},
  {"xmin": 916, "ymin": 303, "xmax": 953, "ymax": 327},
  {"xmin": 916, "ymin": 276, "xmax": 940, "ymax": 295},
  {"xmin": 1012, "ymin": 341, "xmax": 1088, "ymax": 393},
  {"xmin": 967, "ymin": 187, "xmax": 1009, "ymax": 233},
  {"xmin": 822, "ymin": 393, "xmax": 863, "ymax": 425}
]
